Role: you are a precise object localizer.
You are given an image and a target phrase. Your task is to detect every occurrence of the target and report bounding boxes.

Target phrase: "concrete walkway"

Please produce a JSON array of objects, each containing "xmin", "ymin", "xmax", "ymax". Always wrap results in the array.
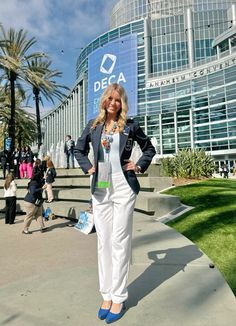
[{"xmin": 0, "ymin": 212, "xmax": 235, "ymax": 326}]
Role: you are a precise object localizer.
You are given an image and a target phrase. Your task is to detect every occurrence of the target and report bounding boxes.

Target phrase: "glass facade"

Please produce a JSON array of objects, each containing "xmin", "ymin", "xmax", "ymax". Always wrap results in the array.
[{"xmin": 42, "ymin": 0, "xmax": 236, "ymax": 167}]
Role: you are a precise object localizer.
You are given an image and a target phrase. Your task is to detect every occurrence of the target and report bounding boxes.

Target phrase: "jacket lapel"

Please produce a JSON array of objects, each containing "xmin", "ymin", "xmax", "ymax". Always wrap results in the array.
[
  {"xmin": 92, "ymin": 123, "xmax": 103, "ymax": 163},
  {"xmin": 120, "ymin": 124, "xmax": 130, "ymax": 155}
]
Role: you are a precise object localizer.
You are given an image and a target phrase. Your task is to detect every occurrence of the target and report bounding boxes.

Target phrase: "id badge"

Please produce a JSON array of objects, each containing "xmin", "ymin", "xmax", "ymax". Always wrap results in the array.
[{"xmin": 97, "ymin": 162, "xmax": 111, "ymax": 188}]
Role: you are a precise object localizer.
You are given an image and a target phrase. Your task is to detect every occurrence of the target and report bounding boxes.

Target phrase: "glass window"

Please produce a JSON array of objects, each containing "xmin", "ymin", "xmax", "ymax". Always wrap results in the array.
[
  {"xmin": 177, "ymin": 97, "xmax": 191, "ymax": 110},
  {"xmin": 209, "ymin": 88, "xmax": 225, "ymax": 106},
  {"xmin": 109, "ymin": 29, "xmax": 119, "ymax": 41},
  {"xmin": 138, "ymin": 61, "xmax": 145, "ymax": 74},
  {"xmin": 147, "ymin": 102, "xmax": 161, "ymax": 115},
  {"xmin": 161, "ymin": 85, "xmax": 176, "ymax": 99},
  {"xmin": 208, "ymin": 71, "xmax": 224, "ymax": 88},
  {"xmin": 195, "ymin": 142, "xmax": 211, "ymax": 151},
  {"xmin": 211, "ymin": 140, "xmax": 228, "ymax": 150},
  {"xmin": 227, "ymin": 103, "xmax": 236, "ymax": 119},
  {"xmin": 193, "ymin": 108, "xmax": 209, "ymax": 124},
  {"xmin": 192, "ymin": 93, "xmax": 208, "ymax": 108},
  {"xmin": 229, "ymin": 139, "xmax": 236, "ymax": 149},
  {"xmin": 178, "ymin": 126, "xmax": 191, "ymax": 134},
  {"xmin": 178, "ymin": 135, "xmax": 191, "ymax": 143},
  {"xmin": 228, "ymin": 120, "xmax": 236, "ymax": 137},
  {"xmin": 120, "ymin": 24, "xmax": 131, "ymax": 36},
  {"xmin": 211, "ymin": 128, "xmax": 227, "ymax": 139},
  {"xmin": 161, "ymin": 99, "xmax": 176, "ymax": 113},
  {"xmin": 131, "ymin": 20, "xmax": 144, "ymax": 33},
  {"xmin": 162, "ymin": 113, "xmax": 174, "ymax": 124},
  {"xmin": 100, "ymin": 34, "xmax": 109, "ymax": 46},
  {"xmin": 191, "ymin": 76, "xmax": 207, "ymax": 92},
  {"xmin": 137, "ymin": 35, "xmax": 144, "ymax": 46},
  {"xmin": 92, "ymin": 39, "xmax": 100, "ymax": 50},
  {"xmin": 210, "ymin": 105, "xmax": 226, "ymax": 122},
  {"xmin": 226, "ymin": 84, "xmax": 236, "ymax": 101},
  {"xmin": 225, "ymin": 66, "xmax": 236, "ymax": 83},
  {"xmin": 194, "ymin": 124, "xmax": 210, "ymax": 141},
  {"xmin": 147, "ymin": 88, "xmax": 160, "ymax": 101}
]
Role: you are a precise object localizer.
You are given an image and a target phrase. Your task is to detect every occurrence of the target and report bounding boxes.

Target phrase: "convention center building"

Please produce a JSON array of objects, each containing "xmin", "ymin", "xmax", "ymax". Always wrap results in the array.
[{"xmin": 41, "ymin": 0, "xmax": 236, "ymax": 169}]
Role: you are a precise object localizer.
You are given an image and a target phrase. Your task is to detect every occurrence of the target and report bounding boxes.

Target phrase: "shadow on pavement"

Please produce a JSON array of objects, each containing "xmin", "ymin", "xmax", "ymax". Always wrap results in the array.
[
  {"xmin": 127, "ymin": 245, "xmax": 203, "ymax": 309},
  {"xmin": 30, "ymin": 220, "xmax": 70, "ymax": 233}
]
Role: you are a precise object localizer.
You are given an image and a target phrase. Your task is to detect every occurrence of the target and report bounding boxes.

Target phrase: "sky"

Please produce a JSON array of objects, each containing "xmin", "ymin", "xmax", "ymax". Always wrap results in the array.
[{"xmin": 0, "ymin": 0, "xmax": 117, "ymax": 113}]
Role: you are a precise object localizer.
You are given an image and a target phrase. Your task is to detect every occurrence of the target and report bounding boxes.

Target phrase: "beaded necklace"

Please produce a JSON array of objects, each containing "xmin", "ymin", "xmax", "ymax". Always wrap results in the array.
[{"xmin": 101, "ymin": 122, "xmax": 118, "ymax": 153}]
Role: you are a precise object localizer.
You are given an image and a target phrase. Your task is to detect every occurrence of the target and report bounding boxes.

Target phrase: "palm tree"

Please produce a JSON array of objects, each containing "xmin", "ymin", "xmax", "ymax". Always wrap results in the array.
[
  {"xmin": 0, "ymin": 87, "xmax": 37, "ymax": 148},
  {"xmin": 26, "ymin": 58, "xmax": 69, "ymax": 151},
  {"xmin": 0, "ymin": 24, "xmax": 43, "ymax": 150}
]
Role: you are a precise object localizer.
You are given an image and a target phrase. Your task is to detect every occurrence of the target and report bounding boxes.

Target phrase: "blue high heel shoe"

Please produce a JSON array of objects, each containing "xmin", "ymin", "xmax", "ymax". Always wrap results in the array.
[
  {"xmin": 98, "ymin": 302, "xmax": 112, "ymax": 320},
  {"xmin": 105, "ymin": 302, "xmax": 126, "ymax": 324}
]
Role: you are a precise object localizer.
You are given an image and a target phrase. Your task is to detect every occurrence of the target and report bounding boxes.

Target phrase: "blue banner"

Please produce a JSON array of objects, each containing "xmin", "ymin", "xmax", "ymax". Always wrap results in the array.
[
  {"xmin": 5, "ymin": 137, "xmax": 12, "ymax": 151},
  {"xmin": 87, "ymin": 34, "xmax": 137, "ymax": 121}
]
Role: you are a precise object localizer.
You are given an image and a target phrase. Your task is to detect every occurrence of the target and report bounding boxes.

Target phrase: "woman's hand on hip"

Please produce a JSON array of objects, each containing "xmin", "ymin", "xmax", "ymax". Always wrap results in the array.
[
  {"xmin": 88, "ymin": 167, "xmax": 95, "ymax": 175},
  {"xmin": 123, "ymin": 160, "xmax": 136, "ymax": 171}
]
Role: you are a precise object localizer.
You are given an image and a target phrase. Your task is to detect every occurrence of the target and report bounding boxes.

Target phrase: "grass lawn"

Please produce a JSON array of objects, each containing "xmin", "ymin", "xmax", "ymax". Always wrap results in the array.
[{"xmin": 163, "ymin": 178, "xmax": 236, "ymax": 296}]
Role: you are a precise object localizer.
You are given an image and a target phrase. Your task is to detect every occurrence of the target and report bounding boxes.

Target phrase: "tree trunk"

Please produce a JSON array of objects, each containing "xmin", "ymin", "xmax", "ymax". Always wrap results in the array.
[
  {"xmin": 18, "ymin": 127, "xmax": 22, "ymax": 149},
  {"xmin": 33, "ymin": 87, "xmax": 42, "ymax": 152},
  {"xmin": 8, "ymin": 71, "xmax": 16, "ymax": 151}
]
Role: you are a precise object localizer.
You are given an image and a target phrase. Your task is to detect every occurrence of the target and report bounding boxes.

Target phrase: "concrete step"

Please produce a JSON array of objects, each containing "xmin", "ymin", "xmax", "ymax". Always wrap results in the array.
[
  {"xmin": 0, "ymin": 175, "xmax": 173, "ymax": 192},
  {"xmin": 0, "ymin": 199, "xmax": 91, "ymax": 218},
  {"xmin": 0, "ymin": 188, "xmax": 181, "ymax": 218},
  {"xmin": 0, "ymin": 167, "xmax": 178, "ymax": 218},
  {"xmin": 135, "ymin": 192, "xmax": 181, "ymax": 217}
]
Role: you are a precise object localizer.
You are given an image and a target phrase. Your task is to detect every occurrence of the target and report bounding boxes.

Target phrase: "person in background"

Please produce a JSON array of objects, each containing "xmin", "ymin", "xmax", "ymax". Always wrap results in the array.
[
  {"xmin": 33, "ymin": 158, "xmax": 44, "ymax": 178},
  {"xmin": 25, "ymin": 145, "xmax": 34, "ymax": 179},
  {"xmin": 22, "ymin": 172, "xmax": 47, "ymax": 234},
  {"xmin": 43, "ymin": 159, "xmax": 56, "ymax": 203},
  {"xmin": 223, "ymin": 164, "xmax": 229, "ymax": 179},
  {"xmin": 74, "ymin": 83, "xmax": 156, "ymax": 323},
  {"xmin": 3, "ymin": 173, "xmax": 17, "ymax": 224},
  {"xmin": 13, "ymin": 147, "xmax": 21, "ymax": 179},
  {"xmin": 19, "ymin": 146, "xmax": 27, "ymax": 178},
  {"xmin": 41, "ymin": 154, "xmax": 50, "ymax": 174},
  {"xmin": 64, "ymin": 135, "xmax": 75, "ymax": 169},
  {"xmin": 219, "ymin": 165, "xmax": 223, "ymax": 177},
  {"xmin": 1, "ymin": 150, "xmax": 10, "ymax": 179},
  {"xmin": 233, "ymin": 163, "xmax": 236, "ymax": 176}
]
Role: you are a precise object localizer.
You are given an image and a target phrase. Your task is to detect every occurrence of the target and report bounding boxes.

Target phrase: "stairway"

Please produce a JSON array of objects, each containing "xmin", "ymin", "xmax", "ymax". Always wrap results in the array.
[{"xmin": 0, "ymin": 165, "xmax": 181, "ymax": 220}]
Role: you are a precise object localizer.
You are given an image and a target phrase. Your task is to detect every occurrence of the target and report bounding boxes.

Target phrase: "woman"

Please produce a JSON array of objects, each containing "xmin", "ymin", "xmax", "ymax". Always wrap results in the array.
[
  {"xmin": 4, "ymin": 173, "xmax": 17, "ymax": 224},
  {"xmin": 74, "ymin": 83, "xmax": 155, "ymax": 323},
  {"xmin": 22, "ymin": 172, "xmax": 47, "ymax": 234},
  {"xmin": 43, "ymin": 159, "xmax": 56, "ymax": 203},
  {"xmin": 1, "ymin": 150, "xmax": 10, "ymax": 179},
  {"xmin": 25, "ymin": 145, "xmax": 34, "ymax": 179},
  {"xmin": 41, "ymin": 154, "xmax": 50, "ymax": 173},
  {"xmin": 33, "ymin": 158, "xmax": 44, "ymax": 179},
  {"xmin": 13, "ymin": 147, "xmax": 21, "ymax": 179},
  {"xmin": 19, "ymin": 146, "xmax": 27, "ymax": 178}
]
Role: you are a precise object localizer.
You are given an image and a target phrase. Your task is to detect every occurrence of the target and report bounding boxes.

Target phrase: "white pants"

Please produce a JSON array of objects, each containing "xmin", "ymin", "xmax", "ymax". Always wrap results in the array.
[{"xmin": 92, "ymin": 172, "xmax": 136, "ymax": 303}]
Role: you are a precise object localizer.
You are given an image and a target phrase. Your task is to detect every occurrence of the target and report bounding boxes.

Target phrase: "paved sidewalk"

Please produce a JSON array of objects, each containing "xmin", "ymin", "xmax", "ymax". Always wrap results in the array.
[{"xmin": 0, "ymin": 212, "xmax": 235, "ymax": 326}]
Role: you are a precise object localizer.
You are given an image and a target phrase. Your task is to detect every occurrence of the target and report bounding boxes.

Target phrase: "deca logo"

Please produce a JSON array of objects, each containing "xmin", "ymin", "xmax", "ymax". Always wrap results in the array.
[
  {"xmin": 100, "ymin": 54, "xmax": 117, "ymax": 74},
  {"xmin": 94, "ymin": 53, "xmax": 126, "ymax": 92}
]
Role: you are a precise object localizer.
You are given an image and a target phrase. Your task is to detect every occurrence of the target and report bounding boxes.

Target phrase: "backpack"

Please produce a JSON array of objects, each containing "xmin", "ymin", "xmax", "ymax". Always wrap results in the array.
[{"xmin": 43, "ymin": 207, "xmax": 52, "ymax": 220}]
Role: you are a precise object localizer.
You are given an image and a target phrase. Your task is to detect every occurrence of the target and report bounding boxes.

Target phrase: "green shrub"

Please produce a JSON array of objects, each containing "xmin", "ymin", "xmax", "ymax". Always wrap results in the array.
[{"xmin": 160, "ymin": 149, "xmax": 215, "ymax": 178}]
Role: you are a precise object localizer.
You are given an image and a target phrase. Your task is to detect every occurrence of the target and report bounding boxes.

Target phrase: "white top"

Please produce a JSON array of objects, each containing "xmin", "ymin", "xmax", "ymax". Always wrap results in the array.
[
  {"xmin": 4, "ymin": 181, "xmax": 17, "ymax": 197},
  {"xmin": 109, "ymin": 133, "xmax": 123, "ymax": 174}
]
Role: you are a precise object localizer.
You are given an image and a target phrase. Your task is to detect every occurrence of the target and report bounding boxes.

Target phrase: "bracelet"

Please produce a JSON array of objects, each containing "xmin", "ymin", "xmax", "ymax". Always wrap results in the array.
[{"xmin": 135, "ymin": 165, "xmax": 142, "ymax": 173}]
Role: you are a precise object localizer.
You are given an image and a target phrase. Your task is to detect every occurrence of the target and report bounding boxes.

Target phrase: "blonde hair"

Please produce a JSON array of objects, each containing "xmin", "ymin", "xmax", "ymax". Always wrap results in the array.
[
  {"xmin": 4, "ymin": 173, "xmax": 14, "ymax": 190},
  {"xmin": 43, "ymin": 154, "xmax": 50, "ymax": 160},
  {"xmin": 47, "ymin": 159, "xmax": 55, "ymax": 168},
  {"xmin": 92, "ymin": 83, "xmax": 128, "ymax": 132}
]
